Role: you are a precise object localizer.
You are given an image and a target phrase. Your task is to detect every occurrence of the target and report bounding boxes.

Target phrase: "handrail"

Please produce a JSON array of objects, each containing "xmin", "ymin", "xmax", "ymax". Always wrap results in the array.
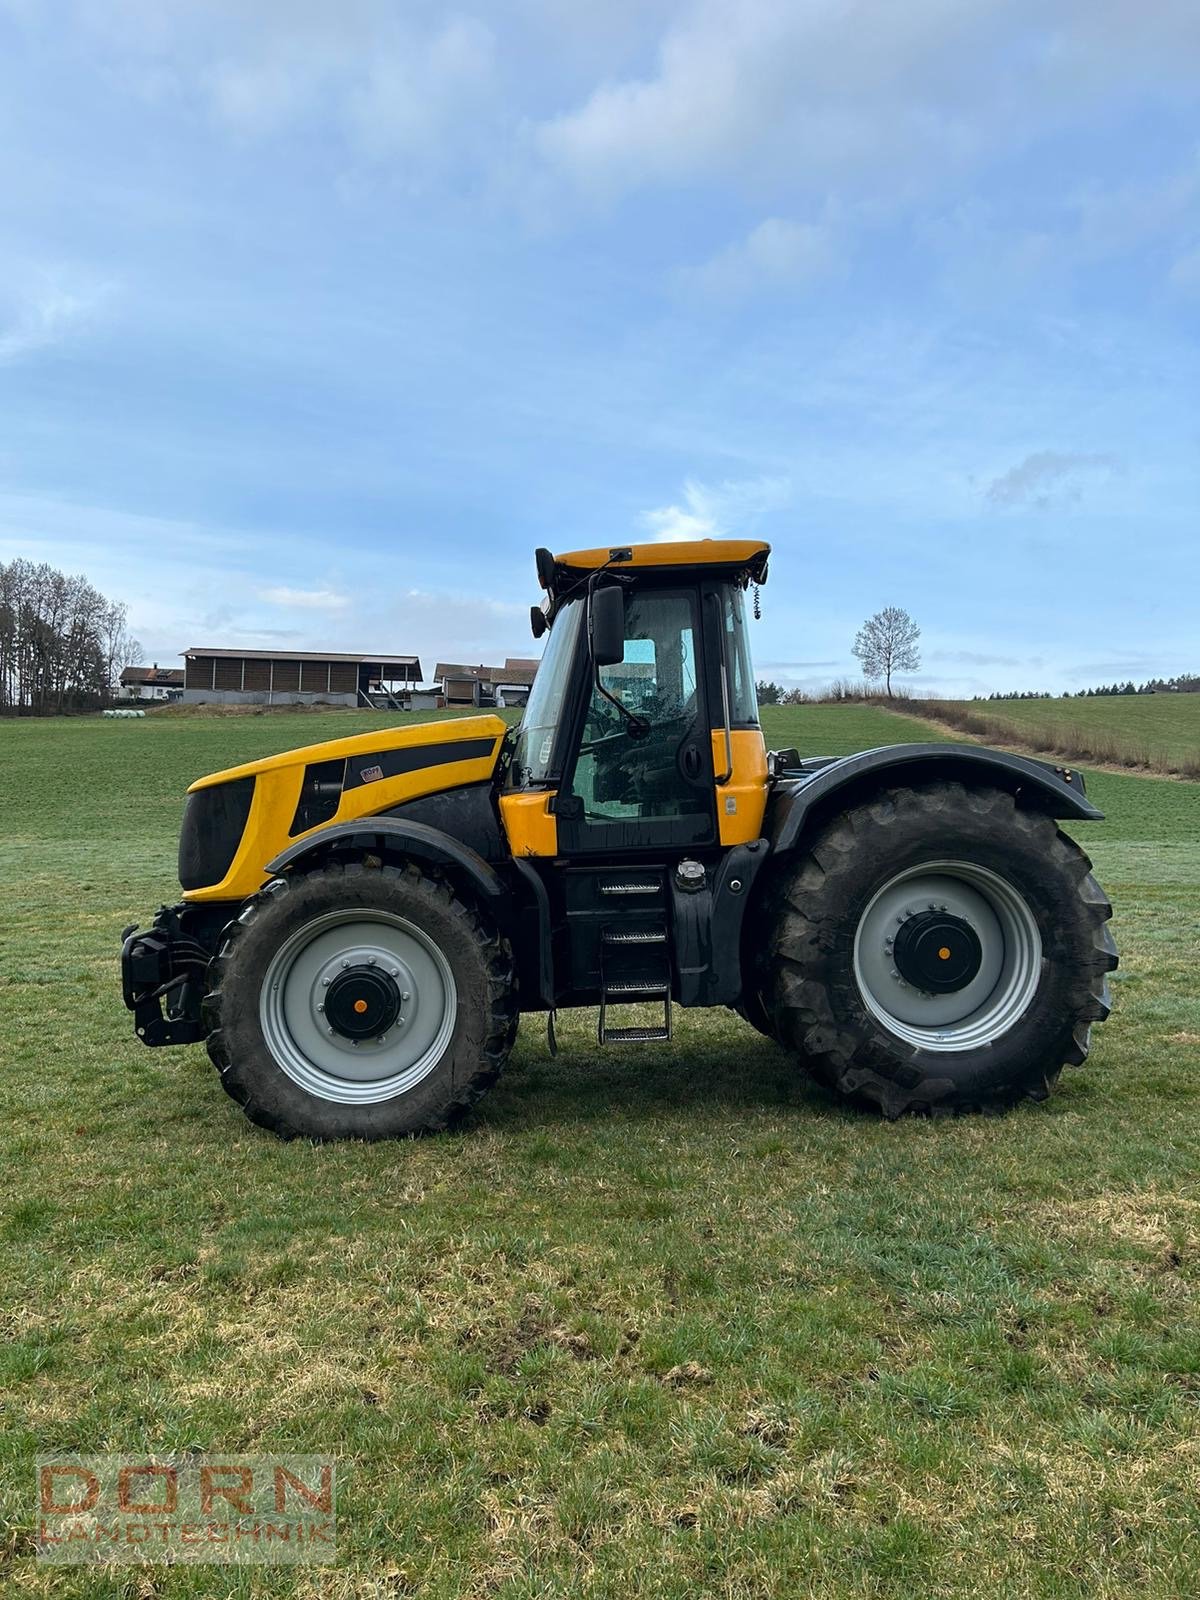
[{"xmin": 707, "ymin": 592, "xmax": 734, "ymax": 784}]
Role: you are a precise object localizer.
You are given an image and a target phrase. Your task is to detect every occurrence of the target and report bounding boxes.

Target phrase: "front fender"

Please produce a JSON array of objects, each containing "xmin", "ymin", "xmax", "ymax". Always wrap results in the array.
[
  {"xmin": 768, "ymin": 743, "xmax": 1102, "ymax": 855},
  {"xmin": 264, "ymin": 817, "xmax": 509, "ymax": 915}
]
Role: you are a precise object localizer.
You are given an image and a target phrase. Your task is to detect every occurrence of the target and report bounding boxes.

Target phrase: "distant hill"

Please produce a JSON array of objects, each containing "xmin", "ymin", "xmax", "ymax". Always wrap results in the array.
[{"xmin": 919, "ymin": 692, "xmax": 1200, "ymax": 778}]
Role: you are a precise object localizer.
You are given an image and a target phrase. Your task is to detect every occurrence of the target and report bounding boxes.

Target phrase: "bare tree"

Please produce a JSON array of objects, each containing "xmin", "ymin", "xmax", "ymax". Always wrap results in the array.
[
  {"xmin": 0, "ymin": 558, "xmax": 139, "ymax": 714},
  {"xmin": 852, "ymin": 606, "xmax": 921, "ymax": 698}
]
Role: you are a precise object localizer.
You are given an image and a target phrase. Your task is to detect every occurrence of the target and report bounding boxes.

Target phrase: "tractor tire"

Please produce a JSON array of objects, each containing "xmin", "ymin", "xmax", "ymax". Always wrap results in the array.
[
  {"xmin": 768, "ymin": 783, "xmax": 1118, "ymax": 1117},
  {"xmin": 733, "ymin": 991, "xmax": 778, "ymax": 1042},
  {"xmin": 202, "ymin": 859, "xmax": 517, "ymax": 1140}
]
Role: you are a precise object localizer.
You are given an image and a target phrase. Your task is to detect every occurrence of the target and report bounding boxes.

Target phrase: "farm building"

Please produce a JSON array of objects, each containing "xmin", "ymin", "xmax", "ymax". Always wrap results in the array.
[
  {"xmin": 436, "ymin": 657, "xmax": 540, "ymax": 708},
  {"xmin": 119, "ymin": 665, "xmax": 185, "ymax": 702},
  {"xmin": 182, "ymin": 648, "xmax": 422, "ymax": 709}
]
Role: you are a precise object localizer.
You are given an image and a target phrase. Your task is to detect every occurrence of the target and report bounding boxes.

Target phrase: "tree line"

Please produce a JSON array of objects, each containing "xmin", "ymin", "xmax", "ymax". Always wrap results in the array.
[
  {"xmin": 0, "ymin": 559, "xmax": 141, "ymax": 715},
  {"xmin": 977, "ymin": 675, "xmax": 1200, "ymax": 701}
]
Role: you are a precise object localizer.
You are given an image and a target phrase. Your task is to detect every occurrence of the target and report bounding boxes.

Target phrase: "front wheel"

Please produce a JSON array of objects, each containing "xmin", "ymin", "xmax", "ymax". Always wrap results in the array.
[
  {"xmin": 768, "ymin": 784, "xmax": 1118, "ymax": 1116},
  {"xmin": 202, "ymin": 861, "xmax": 517, "ymax": 1139}
]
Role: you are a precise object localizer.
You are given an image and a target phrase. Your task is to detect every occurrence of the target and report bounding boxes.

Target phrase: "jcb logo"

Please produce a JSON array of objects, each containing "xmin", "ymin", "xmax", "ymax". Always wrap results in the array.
[{"xmin": 35, "ymin": 1455, "xmax": 336, "ymax": 1565}]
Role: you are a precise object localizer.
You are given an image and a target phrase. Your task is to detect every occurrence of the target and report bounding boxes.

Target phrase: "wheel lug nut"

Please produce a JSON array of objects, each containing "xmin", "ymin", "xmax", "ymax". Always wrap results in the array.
[
  {"xmin": 401, "ymin": 991, "xmax": 411, "ymax": 1002},
  {"xmin": 367, "ymin": 956, "xmax": 376, "ymax": 966},
  {"xmin": 391, "ymin": 968, "xmax": 400, "ymax": 977},
  {"xmin": 317, "ymin": 1003, "xmax": 324, "ymax": 1013},
  {"xmin": 322, "ymin": 976, "xmax": 331, "ymax": 987}
]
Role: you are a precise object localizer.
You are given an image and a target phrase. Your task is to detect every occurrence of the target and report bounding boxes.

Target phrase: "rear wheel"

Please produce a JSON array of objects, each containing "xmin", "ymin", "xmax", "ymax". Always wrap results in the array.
[
  {"xmin": 768, "ymin": 784, "xmax": 1117, "ymax": 1116},
  {"xmin": 203, "ymin": 860, "xmax": 516, "ymax": 1139}
]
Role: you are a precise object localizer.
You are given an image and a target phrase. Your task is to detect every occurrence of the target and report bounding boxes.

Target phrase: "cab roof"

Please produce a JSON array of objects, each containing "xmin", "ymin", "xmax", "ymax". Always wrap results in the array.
[{"xmin": 543, "ymin": 538, "xmax": 770, "ymax": 598}]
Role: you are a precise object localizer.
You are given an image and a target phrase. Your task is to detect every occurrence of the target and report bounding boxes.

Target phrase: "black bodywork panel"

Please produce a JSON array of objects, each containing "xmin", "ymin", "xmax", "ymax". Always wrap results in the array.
[
  {"xmin": 178, "ymin": 777, "xmax": 255, "ymax": 891},
  {"xmin": 343, "ymin": 737, "xmax": 497, "ymax": 791},
  {"xmin": 671, "ymin": 841, "xmax": 770, "ymax": 1006},
  {"xmin": 384, "ymin": 782, "xmax": 509, "ymax": 864}
]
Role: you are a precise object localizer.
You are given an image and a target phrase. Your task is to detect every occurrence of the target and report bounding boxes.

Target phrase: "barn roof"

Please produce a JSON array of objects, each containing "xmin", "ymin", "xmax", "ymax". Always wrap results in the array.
[{"xmin": 183, "ymin": 648, "xmax": 421, "ymax": 673}]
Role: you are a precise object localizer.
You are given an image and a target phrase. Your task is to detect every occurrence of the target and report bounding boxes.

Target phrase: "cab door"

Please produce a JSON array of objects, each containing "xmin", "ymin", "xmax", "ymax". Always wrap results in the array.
[{"xmin": 553, "ymin": 584, "xmax": 717, "ymax": 855}]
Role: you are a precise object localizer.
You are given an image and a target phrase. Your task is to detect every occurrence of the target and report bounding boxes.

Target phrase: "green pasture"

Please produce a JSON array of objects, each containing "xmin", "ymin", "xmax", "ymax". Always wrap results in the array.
[{"xmin": 1, "ymin": 703, "xmax": 1197, "ymax": 1597}]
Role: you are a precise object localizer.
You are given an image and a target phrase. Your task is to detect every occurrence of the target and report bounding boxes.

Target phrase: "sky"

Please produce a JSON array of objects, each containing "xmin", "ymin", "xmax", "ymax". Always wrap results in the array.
[{"xmin": 0, "ymin": 0, "xmax": 1197, "ymax": 697}]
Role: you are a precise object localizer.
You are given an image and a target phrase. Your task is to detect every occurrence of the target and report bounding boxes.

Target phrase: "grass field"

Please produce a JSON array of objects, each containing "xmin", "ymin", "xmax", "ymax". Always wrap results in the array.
[
  {"xmin": 918, "ymin": 692, "xmax": 1200, "ymax": 777},
  {"xmin": 2, "ymin": 704, "xmax": 1199, "ymax": 1598}
]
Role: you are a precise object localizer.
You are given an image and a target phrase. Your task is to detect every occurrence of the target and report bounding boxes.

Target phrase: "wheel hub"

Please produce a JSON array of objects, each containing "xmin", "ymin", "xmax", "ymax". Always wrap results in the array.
[
  {"xmin": 853, "ymin": 862, "xmax": 1042, "ymax": 1051},
  {"xmin": 892, "ymin": 910, "xmax": 982, "ymax": 995},
  {"xmin": 324, "ymin": 964, "xmax": 402, "ymax": 1040},
  {"xmin": 260, "ymin": 909, "xmax": 457, "ymax": 1104}
]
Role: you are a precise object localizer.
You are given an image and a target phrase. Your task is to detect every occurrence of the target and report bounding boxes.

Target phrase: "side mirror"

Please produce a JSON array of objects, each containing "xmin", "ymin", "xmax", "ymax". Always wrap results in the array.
[
  {"xmin": 589, "ymin": 584, "xmax": 625, "ymax": 668},
  {"xmin": 529, "ymin": 605, "xmax": 547, "ymax": 639}
]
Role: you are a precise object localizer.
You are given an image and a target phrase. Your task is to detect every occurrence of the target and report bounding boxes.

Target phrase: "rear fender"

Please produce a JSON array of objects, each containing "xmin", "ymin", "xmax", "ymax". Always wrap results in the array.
[{"xmin": 767, "ymin": 743, "xmax": 1102, "ymax": 857}]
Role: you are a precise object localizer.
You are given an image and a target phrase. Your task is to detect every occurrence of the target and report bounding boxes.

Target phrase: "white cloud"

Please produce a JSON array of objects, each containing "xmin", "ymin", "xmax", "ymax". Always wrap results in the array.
[
  {"xmin": 680, "ymin": 217, "xmax": 833, "ymax": 300},
  {"xmin": 71, "ymin": 1, "xmax": 502, "ymax": 178},
  {"xmin": 0, "ymin": 279, "xmax": 108, "ymax": 363},
  {"xmin": 640, "ymin": 474, "xmax": 790, "ymax": 542},
  {"xmin": 985, "ymin": 450, "xmax": 1118, "ymax": 510},
  {"xmin": 0, "ymin": 491, "xmax": 538, "ymax": 678},
  {"xmin": 259, "ymin": 585, "xmax": 349, "ymax": 610},
  {"xmin": 533, "ymin": 0, "xmax": 1200, "ymax": 208}
]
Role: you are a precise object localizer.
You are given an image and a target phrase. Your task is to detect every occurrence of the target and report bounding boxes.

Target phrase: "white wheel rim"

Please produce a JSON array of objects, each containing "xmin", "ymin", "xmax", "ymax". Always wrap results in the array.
[
  {"xmin": 260, "ymin": 909, "xmax": 457, "ymax": 1105},
  {"xmin": 852, "ymin": 860, "xmax": 1042, "ymax": 1052}
]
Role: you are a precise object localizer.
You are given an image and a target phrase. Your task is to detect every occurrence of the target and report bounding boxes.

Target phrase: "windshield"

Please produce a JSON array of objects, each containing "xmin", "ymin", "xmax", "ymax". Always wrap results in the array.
[{"xmin": 511, "ymin": 598, "xmax": 583, "ymax": 784}]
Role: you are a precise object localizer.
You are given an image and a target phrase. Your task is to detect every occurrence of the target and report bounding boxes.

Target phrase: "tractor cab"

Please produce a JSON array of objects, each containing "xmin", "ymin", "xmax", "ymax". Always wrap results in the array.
[
  {"xmin": 502, "ymin": 539, "xmax": 770, "ymax": 859},
  {"xmin": 497, "ymin": 539, "xmax": 773, "ymax": 1039}
]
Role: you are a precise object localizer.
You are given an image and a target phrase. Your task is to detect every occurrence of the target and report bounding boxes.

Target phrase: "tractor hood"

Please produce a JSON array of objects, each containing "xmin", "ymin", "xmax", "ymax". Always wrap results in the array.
[{"xmin": 180, "ymin": 714, "xmax": 507, "ymax": 902}]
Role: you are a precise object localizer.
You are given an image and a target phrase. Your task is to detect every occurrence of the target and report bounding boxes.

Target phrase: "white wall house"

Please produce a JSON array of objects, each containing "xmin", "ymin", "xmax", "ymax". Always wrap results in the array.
[{"xmin": 119, "ymin": 665, "xmax": 185, "ymax": 702}]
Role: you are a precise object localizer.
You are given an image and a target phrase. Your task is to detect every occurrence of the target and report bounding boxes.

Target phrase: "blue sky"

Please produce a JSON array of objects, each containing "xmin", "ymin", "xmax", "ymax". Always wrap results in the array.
[{"xmin": 0, "ymin": 0, "xmax": 1197, "ymax": 695}]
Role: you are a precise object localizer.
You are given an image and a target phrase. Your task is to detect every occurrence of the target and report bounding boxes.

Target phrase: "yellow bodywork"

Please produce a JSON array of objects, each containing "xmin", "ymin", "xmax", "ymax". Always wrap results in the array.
[
  {"xmin": 713, "ymin": 729, "xmax": 768, "ymax": 845},
  {"xmin": 499, "ymin": 789, "xmax": 559, "ymax": 857},
  {"xmin": 555, "ymin": 537, "xmax": 769, "ymax": 574},
  {"xmin": 183, "ymin": 715, "xmax": 507, "ymax": 902}
]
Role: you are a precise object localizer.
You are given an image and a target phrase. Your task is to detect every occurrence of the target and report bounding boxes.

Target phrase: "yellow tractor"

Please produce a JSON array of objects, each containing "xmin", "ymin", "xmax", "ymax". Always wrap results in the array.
[{"xmin": 122, "ymin": 539, "xmax": 1117, "ymax": 1137}]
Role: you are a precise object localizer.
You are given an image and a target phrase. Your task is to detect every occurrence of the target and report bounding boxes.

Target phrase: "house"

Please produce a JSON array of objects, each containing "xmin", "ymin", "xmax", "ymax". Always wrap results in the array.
[
  {"xmin": 435, "ymin": 657, "xmax": 540, "ymax": 709},
  {"xmin": 119, "ymin": 665, "xmax": 185, "ymax": 702},
  {"xmin": 181, "ymin": 649, "xmax": 422, "ymax": 708}
]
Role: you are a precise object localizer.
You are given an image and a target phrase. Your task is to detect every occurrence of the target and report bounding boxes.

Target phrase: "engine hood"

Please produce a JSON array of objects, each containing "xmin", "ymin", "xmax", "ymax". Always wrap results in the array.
[
  {"xmin": 180, "ymin": 714, "xmax": 509, "ymax": 902},
  {"xmin": 187, "ymin": 714, "xmax": 507, "ymax": 792}
]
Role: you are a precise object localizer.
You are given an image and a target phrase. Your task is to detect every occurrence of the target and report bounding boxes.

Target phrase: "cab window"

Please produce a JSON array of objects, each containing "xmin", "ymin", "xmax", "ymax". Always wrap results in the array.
[
  {"xmin": 569, "ymin": 588, "xmax": 711, "ymax": 827},
  {"xmin": 723, "ymin": 585, "xmax": 759, "ymax": 727}
]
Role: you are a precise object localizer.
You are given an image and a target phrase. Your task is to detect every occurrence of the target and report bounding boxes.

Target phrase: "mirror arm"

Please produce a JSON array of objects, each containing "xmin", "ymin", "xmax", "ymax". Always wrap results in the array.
[
  {"xmin": 587, "ymin": 573, "xmax": 649, "ymax": 740},
  {"xmin": 592, "ymin": 662, "xmax": 650, "ymax": 740}
]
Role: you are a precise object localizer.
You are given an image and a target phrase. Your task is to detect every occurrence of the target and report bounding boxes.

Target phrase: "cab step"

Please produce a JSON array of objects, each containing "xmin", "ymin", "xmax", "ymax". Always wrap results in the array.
[
  {"xmin": 599, "ymin": 880, "xmax": 661, "ymax": 896},
  {"xmin": 603, "ymin": 928, "xmax": 667, "ymax": 945},
  {"xmin": 602, "ymin": 1024, "xmax": 672, "ymax": 1044}
]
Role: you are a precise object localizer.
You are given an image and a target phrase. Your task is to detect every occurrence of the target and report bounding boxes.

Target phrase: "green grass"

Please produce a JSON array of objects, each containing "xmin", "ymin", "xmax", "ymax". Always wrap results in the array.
[
  {"xmin": 2, "ymin": 705, "xmax": 1199, "ymax": 1597},
  {"xmin": 919, "ymin": 692, "xmax": 1200, "ymax": 777}
]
